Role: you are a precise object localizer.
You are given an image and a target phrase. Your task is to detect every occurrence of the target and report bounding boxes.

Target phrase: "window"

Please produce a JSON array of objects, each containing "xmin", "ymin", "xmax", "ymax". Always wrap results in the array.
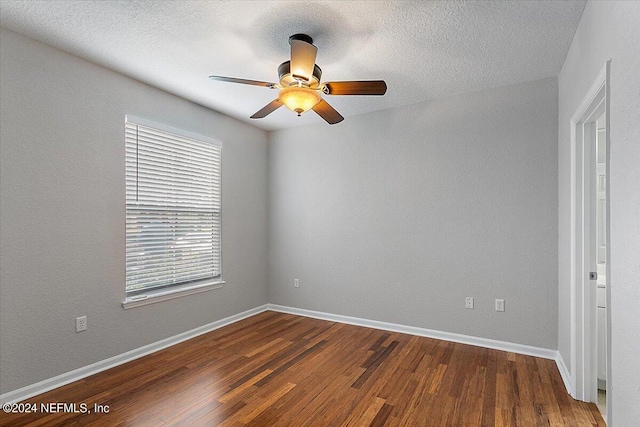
[{"xmin": 124, "ymin": 116, "xmax": 222, "ymax": 307}]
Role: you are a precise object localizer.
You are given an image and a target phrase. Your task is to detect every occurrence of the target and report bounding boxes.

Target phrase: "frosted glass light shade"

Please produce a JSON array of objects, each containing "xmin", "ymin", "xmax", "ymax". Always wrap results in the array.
[{"xmin": 278, "ymin": 87, "xmax": 321, "ymax": 116}]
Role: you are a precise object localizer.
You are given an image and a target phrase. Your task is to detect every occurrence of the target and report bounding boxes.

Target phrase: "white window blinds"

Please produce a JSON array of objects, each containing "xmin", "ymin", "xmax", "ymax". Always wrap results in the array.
[{"xmin": 125, "ymin": 117, "xmax": 222, "ymax": 297}]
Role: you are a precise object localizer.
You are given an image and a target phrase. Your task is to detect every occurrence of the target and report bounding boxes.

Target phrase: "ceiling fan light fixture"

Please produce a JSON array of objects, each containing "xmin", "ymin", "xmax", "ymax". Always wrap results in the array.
[
  {"xmin": 278, "ymin": 86, "xmax": 321, "ymax": 116},
  {"xmin": 209, "ymin": 33, "xmax": 386, "ymax": 124}
]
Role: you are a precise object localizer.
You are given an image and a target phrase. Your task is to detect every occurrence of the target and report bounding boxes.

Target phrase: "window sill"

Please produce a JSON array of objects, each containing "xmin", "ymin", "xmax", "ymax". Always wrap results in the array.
[{"xmin": 122, "ymin": 280, "xmax": 225, "ymax": 310}]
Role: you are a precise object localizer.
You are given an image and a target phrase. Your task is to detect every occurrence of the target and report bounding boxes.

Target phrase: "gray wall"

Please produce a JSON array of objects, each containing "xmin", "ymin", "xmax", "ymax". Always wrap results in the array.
[
  {"xmin": 557, "ymin": 1, "xmax": 640, "ymax": 424},
  {"xmin": 0, "ymin": 28, "xmax": 269, "ymax": 394},
  {"xmin": 268, "ymin": 78, "xmax": 558, "ymax": 349}
]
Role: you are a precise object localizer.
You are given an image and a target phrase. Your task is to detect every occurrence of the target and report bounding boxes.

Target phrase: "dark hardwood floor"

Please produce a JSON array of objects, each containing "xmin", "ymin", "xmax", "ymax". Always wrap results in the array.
[{"xmin": 1, "ymin": 311, "xmax": 604, "ymax": 426}]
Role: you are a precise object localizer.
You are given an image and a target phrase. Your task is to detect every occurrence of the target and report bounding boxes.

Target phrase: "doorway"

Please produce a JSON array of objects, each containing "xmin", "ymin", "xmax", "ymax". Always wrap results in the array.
[
  {"xmin": 569, "ymin": 61, "xmax": 611, "ymax": 424},
  {"xmin": 594, "ymin": 112, "xmax": 607, "ymax": 417}
]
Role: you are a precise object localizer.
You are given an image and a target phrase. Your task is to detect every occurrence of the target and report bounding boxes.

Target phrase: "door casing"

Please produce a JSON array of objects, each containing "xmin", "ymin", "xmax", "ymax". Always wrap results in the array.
[{"xmin": 569, "ymin": 61, "xmax": 611, "ymax": 424}]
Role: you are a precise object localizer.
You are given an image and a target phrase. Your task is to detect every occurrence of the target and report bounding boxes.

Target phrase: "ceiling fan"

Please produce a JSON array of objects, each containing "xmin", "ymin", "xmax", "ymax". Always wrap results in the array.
[{"xmin": 209, "ymin": 34, "xmax": 387, "ymax": 125}]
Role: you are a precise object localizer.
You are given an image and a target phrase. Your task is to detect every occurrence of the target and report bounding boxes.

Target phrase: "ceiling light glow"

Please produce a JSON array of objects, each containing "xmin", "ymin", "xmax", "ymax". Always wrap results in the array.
[{"xmin": 278, "ymin": 86, "xmax": 321, "ymax": 116}]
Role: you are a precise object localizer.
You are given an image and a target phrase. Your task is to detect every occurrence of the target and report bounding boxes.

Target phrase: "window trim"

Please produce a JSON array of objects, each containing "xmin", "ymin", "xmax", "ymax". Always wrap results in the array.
[
  {"xmin": 122, "ymin": 280, "xmax": 225, "ymax": 309},
  {"xmin": 122, "ymin": 115, "xmax": 223, "ymax": 309}
]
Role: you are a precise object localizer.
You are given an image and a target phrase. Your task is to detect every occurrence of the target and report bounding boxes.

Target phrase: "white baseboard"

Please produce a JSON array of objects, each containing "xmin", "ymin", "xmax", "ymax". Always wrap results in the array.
[
  {"xmin": 555, "ymin": 352, "xmax": 572, "ymax": 394},
  {"xmin": 0, "ymin": 304, "xmax": 269, "ymax": 404},
  {"xmin": 267, "ymin": 304, "xmax": 560, "ymax": 361},
  {"xmin": 2, "ymin": 302, "xmax": 572, "ymax": 403}
]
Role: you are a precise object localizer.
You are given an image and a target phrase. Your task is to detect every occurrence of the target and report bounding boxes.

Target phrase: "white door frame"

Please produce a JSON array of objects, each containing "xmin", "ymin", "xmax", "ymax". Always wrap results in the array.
[{"xmin": 569, "ymin": 61, "xmax": 611, "ymax": 422}]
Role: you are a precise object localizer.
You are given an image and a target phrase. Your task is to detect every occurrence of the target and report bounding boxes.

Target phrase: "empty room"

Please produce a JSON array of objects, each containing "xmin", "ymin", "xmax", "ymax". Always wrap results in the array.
[{"xmin": 0, "ymin": 1, "xmax": 638, "ymax": 425}]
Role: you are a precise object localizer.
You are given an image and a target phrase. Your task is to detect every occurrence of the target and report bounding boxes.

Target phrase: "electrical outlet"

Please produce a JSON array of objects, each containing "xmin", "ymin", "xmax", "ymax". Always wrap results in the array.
[
  {"xmin": 76, "ymin": 316, "xmax": 87, "ymax": 332},
  {"xmin": 465, "ymin": 297, "xmax": 474, "ymax": 309},
  {"xmin": 495, "ymin": 299, "xmax": 505, "ymax": 312},
  {"xmin": 294, "ymin": 279, "xmax": 299, "ymax": 288}
]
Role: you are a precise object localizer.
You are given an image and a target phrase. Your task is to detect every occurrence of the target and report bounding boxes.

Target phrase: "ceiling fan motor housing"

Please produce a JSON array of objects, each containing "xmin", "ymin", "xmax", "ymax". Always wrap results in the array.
[
  {"xmin": 289, "ymin": 33, "xmax": 314, "ymax": 45},
  {"xmin": 277, "ymin": 61, "xmax": 322, "ymax": 88}
]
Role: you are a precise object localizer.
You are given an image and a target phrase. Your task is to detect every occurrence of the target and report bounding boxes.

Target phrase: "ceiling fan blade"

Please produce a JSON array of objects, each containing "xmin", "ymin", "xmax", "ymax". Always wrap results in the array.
[
  {"xmin": 209, "ymin": 75, "xmax": 277, "ymax": 88},
  {"xmin": 312, "ymin": 99, "xmax": 344, "ymax": 125},
  {"xmin": 290, "ymin": 39, "xmax": 318, "ymax": 82},
  {"xmin": 324, "ymin": 80, "xmax": 387, "ymax": 96},
  {"xmin": 250, "ymin": 99, "xmax": 283, "ymax": 119}
]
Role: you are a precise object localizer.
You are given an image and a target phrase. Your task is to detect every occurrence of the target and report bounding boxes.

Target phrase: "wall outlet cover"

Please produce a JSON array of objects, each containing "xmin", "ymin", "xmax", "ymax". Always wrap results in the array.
[{"xmin": 76, "ymin": 316, "xmax": 87, "ymax": 332}]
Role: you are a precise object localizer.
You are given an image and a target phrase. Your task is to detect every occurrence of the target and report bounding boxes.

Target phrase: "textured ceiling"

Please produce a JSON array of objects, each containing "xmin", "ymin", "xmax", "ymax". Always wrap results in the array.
[{"xmin": 0, "ymin": 0, "xmax": 586, "ymax": 131}]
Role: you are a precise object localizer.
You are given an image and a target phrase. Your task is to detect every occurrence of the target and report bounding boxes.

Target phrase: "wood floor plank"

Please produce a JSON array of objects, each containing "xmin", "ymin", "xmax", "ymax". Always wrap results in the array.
[
  {"xmin": 352, "ymin": 341, "xmax": 399, "ymax": 389},
  {"xmin": 244, "ymin": 338, "xmax": 283, "ymax": 358},
  {"xmin": 369, "ymin": 402, "xmax": 394, "ymax": 427},
  {"xmin": 254, "ymin": 340, "xmax": 327, "ymax": 387},
  {"xmin": 217, "ymin": 369, "xmax": 273, "ymax": 403},
  {"xmin": 341, "ymin": 396, "xmax": 386, "ymax": 427},
  {"xmin": 238, "ymin": 382, "xmax": 297, "ymax": 425},
  {"xmin": 0, "ymin": 312, "xmax": 605, "ymax": 426}
]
